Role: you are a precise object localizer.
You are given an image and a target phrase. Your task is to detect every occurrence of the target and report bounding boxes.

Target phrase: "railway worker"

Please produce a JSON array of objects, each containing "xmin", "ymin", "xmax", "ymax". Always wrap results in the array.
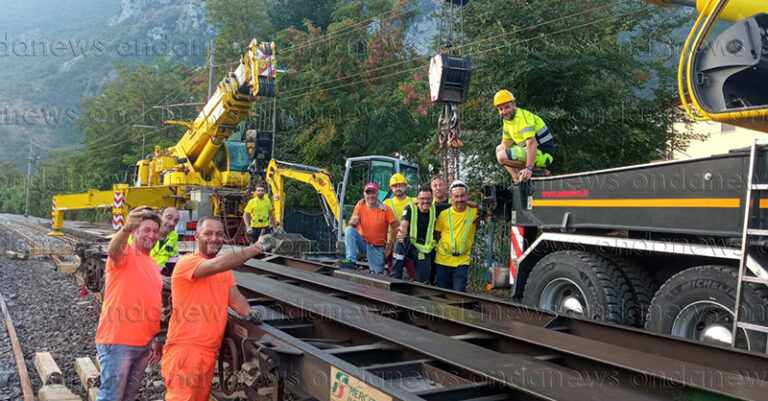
[
  {"xmin": 392, "ymin": 186, "xmax": 451, "ymax": 282},
  {"xmin": 386, "ymin": 173, "xmax": 416, "ymax": 223},
  {"xmin": 94, "ymin": 206, "xmax": 163, "ymax": 401},
  {"xmin": 493, "ymin": 90, "xmax": 554, "ymax": 183},
  {"xmin": 434, "ymin": 181, "xmax": 479, "ymax": 292},
  {"xmin": 162, "ymin": 216, "xmax": 264, "ymax": 400},
  {"xmin": 385, "ymin": 173, "xmax": 416, "ymax": 278},
  {"xmin": 338, "ymin": 182, "xmax": 399, "ymax": 274},
  {"xmin": 243, "ymin": 183, "xmax": 276, "ymax": 244},
  {"xmin": 430, "ymin": 176, "xmax": 450, "ymax": 204},
  {"xmin": 128, "ymin": 207, "xmax": 180, "ymax": 270}
]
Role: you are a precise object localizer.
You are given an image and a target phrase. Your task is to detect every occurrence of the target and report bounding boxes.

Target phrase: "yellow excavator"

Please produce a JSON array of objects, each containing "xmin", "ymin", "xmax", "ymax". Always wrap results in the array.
[
  {"xmin": 49, "ymin": 39, "xmax": 277, "ymax": 236},
  {"xmin": 647, "ymin": 0, "xmax": 767, "ymax": 132},
  {"xmin": 264, "ymin": 156, "xmax": 420, "ymax": 252}
]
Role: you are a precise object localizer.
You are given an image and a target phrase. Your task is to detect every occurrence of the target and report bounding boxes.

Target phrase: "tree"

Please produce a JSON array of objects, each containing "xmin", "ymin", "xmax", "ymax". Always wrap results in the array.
[
  {"xmin": 76, "ymin": 60, "xmax": 202, "ymax": 182},
  {"xmin": 205, "ymin": 0, "xmax": 276, "ymax": 63},
  {"xmin": 458, "ymin": 0, "xmax": 699, "ymax": 184},
  {"xmin": 274, "ymin": 0, "xmax": 437, "ymax": 179},
  {"xmin": 270, "ymin": 0, "xmax": 336, "ymax": 32}
]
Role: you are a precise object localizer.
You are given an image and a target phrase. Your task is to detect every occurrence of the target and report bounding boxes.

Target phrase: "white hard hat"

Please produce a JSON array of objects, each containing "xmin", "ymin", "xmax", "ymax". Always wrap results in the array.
[{"xmin": 449, "ymin": 180, "xmax": 468, "ymax": 192}]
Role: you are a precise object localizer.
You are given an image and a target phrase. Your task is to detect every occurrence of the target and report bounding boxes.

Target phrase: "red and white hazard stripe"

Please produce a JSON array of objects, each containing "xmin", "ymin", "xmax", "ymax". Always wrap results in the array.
[
  {"xmin": 112, "ymin": 192, "xmax": 125, "ymax": 230},
  {"xmin": 113, "ymin": 192, "xmax": 124, "ymax": 209},
  {"xmin": 112, "ymin": 214, "xmax": 124, "ymax": 230},
  {"xmin": 509, "ymin": 226, "xmax": 526, "ymax": 285},
  {"xmin": 257, "ymin": 49, "xmax": 275, "ymax": 78},
  {"xmin": 51, "ymin": 199, "xmax": 56, "ymax": 228}
]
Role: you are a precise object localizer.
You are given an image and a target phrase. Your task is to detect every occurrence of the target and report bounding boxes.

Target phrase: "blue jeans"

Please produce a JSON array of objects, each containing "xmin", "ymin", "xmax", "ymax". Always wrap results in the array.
[
  {"xmin": 436, "ymin": 264, "xmax": 469, "ymax": 292},
  {"xmin": 96, "ymin": 341, "xmax": 152, "ymax": 401},
  {"xmin": 392, "ymin": 238, "xmax": 431, "ymax": 282},
  {"xmin": 345, "ymin": 226, "xmax": 385, "ymax": 274}
]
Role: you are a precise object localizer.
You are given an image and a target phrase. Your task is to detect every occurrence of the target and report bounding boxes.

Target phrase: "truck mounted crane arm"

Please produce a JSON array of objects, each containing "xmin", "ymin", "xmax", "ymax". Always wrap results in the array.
[
  {"xmin": 644, "ymin": 0, "xmax": 768, "ymax": 132},
  {"xmin": 171, "ymin": 40, "xmax": 276, "ymax": 174}
]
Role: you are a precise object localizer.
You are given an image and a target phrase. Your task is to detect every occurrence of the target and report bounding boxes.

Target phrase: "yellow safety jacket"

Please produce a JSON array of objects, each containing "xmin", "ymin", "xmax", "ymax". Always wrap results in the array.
[
  {"xmin": 502, "ymin": 108, "xmax": 554, "ymax": 155},
  {"xmin": 245, "ymin": 197, "xmax": 272, "ymax": 228},
  {"xmin": 408, "ymin": 203, "xmax": 436, "ymax": 254},
  {"xmin": 127, "ymin": 230, "xmax": 178, "ymax": 268}
]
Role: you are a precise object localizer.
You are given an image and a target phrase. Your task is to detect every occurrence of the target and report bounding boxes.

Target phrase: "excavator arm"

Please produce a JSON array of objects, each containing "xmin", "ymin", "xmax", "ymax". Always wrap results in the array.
[{"xmin": 265, "ymin": 159, "xmax": 340, "ymax": 231}]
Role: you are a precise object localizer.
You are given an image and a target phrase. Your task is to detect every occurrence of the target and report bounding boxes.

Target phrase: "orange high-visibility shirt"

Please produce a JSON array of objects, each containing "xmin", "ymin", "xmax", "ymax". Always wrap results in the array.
[
  {"xmin": 95, "ymin": 245, "xmax": 162, "ymax": 346},
  {"xmin": 166, "ymin": 253, "xmax": 235, "ymax": 356},
  {"xmin": 351, "ymin": 202, "xmax": 397, "ymax": 247}
]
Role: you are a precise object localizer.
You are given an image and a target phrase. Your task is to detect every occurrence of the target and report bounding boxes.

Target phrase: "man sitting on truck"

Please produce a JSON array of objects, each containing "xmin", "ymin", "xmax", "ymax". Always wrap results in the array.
[
  {"xmin": 493, "ymin": 90, "xmax": 554, "ymax": 183},
  {"xmin": 338, "ymin": 182, "xmax": 399, "ymax": 274},
  {"xmin": 243, "ymin": 183, "xmax": 276, "ymax": 244}
]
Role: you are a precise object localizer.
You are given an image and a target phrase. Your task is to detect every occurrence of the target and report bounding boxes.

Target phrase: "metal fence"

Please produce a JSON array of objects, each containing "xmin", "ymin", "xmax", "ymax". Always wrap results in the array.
[
  {"xmin": 469, "ymin": 220, "xmax": 511, "ymax": 291},
  {"xmin": 282, "ymin": 207, "xmax": 337, "ymax": 253}
]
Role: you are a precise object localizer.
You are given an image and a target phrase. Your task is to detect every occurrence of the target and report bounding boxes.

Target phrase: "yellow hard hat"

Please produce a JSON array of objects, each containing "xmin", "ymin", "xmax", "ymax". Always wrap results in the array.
[
  {"xmin": 389, "ymin": 173, "xmax": 408, "ymax": 187},
  {"xmin": 493, "ymin": 90, "xmax": 516, "ymax": 107}
]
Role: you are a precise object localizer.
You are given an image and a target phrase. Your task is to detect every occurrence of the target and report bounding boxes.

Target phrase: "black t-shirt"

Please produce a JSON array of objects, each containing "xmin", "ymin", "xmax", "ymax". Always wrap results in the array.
[{"xmin": 402, "ymin": 203, "xmax": 451, "ymax": 244}]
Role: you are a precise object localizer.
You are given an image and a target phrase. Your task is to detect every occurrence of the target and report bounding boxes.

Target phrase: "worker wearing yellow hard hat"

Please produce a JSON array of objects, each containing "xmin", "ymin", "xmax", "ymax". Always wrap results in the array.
[
  {"xmin": 493, "ymin": 90, "xmax": 554, "ymax": 183},
  {"xmin": 385, "ymin": 173, "xmax": 417, "ymax": 278}
]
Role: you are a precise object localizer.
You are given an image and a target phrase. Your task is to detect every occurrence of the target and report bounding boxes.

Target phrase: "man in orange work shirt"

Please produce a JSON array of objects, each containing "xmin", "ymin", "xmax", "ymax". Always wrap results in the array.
[
  {"xmin": 338, "ymin": 182, "xmax": 399, "ymax": 274},
  {"xmin": 95, "ymin": 206, "xmax": 163, "ymax": 401},
  {"xmin": 161, "ymin": 216, "xmax": 263, "ymax": 400}
]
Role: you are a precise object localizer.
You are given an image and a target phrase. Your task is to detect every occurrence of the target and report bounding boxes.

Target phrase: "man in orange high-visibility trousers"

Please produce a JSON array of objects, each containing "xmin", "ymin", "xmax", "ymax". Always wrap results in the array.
[{"xmin": 161, "ymin": 216, "xmax": 264, "ymax": 400}]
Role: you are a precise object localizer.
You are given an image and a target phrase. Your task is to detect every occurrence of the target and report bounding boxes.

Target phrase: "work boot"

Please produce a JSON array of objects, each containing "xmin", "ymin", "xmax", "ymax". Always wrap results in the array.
[{"xmin": 336, "ymin": 259, "xmax": 357, "ymax": 270}]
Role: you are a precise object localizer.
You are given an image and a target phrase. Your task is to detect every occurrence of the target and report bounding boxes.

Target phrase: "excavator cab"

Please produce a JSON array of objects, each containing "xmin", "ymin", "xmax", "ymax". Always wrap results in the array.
[
  {"xmin": 676, "ymin": 0, "xmax": 768, "ymax": 131},
  {"xmin": 336, "ymin": 156, "xmax": 420, "ymax": 251}
]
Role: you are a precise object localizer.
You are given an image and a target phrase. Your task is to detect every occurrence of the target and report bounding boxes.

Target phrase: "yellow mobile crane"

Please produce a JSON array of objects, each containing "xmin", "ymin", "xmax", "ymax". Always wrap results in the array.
[{"xmin": 49, "ymin": 39, "xmax": 277, "ymax": 236}]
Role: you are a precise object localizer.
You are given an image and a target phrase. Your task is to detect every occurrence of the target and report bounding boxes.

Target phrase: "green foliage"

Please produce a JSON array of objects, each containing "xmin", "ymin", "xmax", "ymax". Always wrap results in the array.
[
  {"xmin": 270, "ymin": 0, "xmax": 336, "ymax": 32},
  {"xmin": 0, "ymin": 162, "xmax": 26, "ymax": 214},
  {"xmin": 205, "ymin": 0, "xmax": 275, "ymax": 63},
  {"xmin": 275, "ymin": 0, "xmax": 437, "ymax": 182},
  {"xmin": 77, "ymin": 59, "xmax": 201, "ymax": 181},
  {"xmin": 459, "ymin": 0, "xmax": 698, "ymax": 185},
  {"xmin": 7, "ymin": 0, "xmax": 703, "ymax": 223}
]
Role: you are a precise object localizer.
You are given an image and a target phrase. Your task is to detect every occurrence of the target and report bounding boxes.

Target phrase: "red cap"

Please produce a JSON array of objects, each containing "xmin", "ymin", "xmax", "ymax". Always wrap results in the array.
[{"xmin": 364, "ymin": 182, "xmax": 379, "ymax": 192}]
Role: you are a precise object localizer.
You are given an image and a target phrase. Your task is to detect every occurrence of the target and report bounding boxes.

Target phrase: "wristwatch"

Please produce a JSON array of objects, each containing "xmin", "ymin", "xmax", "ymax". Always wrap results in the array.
[{"xmin": 526, "ymin": 166, "xmax": 534, "ymax": 171}]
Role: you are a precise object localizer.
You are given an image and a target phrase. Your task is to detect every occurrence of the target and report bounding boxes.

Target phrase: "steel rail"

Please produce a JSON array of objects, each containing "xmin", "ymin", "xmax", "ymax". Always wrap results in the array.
[
  {"xmin": 0, "ymin": 222, "xmax": 39, "ymax": 248},
  {"xmin": 10, "ymin": 219, "xmax": 77, "ymax": 246},
  {"xmin": 233, "ymin": 273, "xmax": 659, "ymax": 401},
  {"xmin": 227, "ymin": 255, "xmax": 768, "ymax": 400},
  {"xmin": 0, "ymin": 291, "xmax": 35, "ymax": 401}
]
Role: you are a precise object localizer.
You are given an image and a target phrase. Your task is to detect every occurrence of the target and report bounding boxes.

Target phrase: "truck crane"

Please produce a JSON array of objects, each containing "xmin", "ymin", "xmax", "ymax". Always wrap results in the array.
[
  {"xmin": 483, "ymin": 0, "xmax": 768, "ymax": 351},
  {"xmin": 49, "ymin": 38, "xmax": 277, "ymax": 237}
]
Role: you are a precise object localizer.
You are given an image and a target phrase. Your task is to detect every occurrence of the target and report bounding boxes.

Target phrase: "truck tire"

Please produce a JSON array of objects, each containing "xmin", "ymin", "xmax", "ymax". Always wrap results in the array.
[
  {"xmin": 645, "ymin": 265, "xmax": 768, "ymax": 351},
  {"xmin": 522, "ymin": 251, "xmax": 634, "ymax": 324},
  {"xmin": 607, "ymin": 256, "xmax": 659, "ymax": 328}
]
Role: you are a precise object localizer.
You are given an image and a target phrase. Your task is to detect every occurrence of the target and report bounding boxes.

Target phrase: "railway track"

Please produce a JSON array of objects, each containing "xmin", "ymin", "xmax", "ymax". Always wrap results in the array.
[
  {"xmin": 215, "ymin": 254, "xmax": 768, "ymax": 400},
  {"xmin": 3, "ymin": 218, "xmax": 767, "ymax": 400},
  {"xmin": 0, "ymin": 291, "xmax": 35, "ymax": 401}
]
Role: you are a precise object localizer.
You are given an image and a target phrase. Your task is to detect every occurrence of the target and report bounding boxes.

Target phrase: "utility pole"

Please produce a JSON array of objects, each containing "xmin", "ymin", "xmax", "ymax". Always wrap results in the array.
[
  {"xmin": 132, "ymin": 124, "xmax": 157, "ymax": 157},
  {"xmin": 24, "ymin": 142, "xmax": 37, "ymax": 217},
  {"xmin": 208, "ymin": 39, "xmax": 216, "ymax": 98}
]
